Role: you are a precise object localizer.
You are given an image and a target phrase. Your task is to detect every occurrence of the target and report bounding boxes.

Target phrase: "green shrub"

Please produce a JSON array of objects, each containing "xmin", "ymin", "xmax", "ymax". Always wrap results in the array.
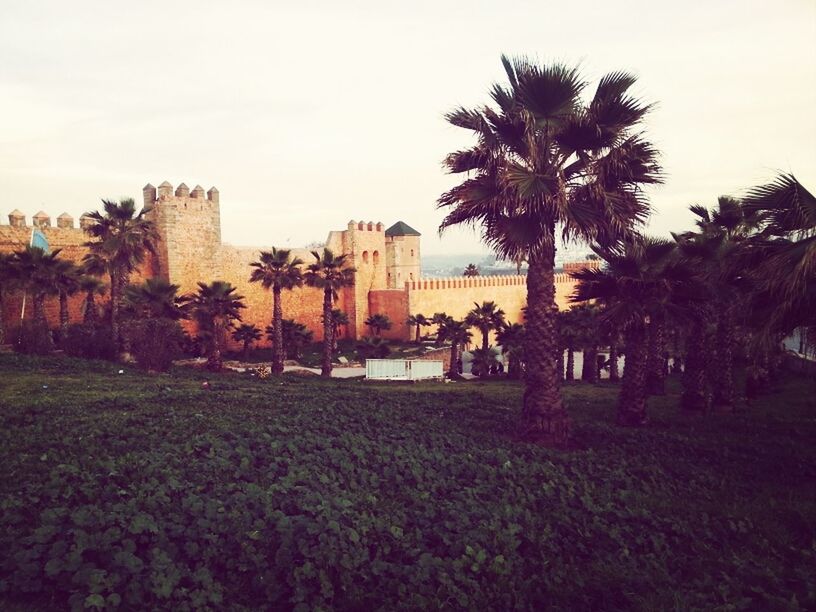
[
  {"xmin": 128, "ymin": 318, "xmax": 184, "ymax": 371},
  {"xmin": 15, "ymin": 322, "xmax": 54, "ymax": 355},
  {"xmin": 61, "ymin": 323, "xmax": 117, "ymax": 360}
]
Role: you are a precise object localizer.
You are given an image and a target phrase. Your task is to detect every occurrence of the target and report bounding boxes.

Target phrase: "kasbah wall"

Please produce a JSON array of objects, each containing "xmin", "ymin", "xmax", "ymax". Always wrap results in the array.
[{"xmin": 1, "ymin": 180, "xmax": 594, "ymax": 347}]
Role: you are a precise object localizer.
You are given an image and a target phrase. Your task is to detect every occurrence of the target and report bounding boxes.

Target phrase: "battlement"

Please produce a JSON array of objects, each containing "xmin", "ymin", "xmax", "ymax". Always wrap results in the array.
[
  {"xmin": 2, "ymin": 210, "xmax": 93, "ymax": 230},
  {"xmin": 405, "ymin": 273, "xmax": 575, "ymax": 291},
  {"xmin": 347, "ymin": 220, "xmax": 385, "ymax": 232},
  {"xmin": 143, "ymin": 181, "xmax": 219, "ymax": 208}
]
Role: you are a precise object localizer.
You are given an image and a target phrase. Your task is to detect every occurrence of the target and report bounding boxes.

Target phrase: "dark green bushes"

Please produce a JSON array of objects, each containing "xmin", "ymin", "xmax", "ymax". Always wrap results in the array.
[
  {"xmin": 61, "ymin": 323, "xmax": 117, "ymax": 360},
  {"xmin": 15, "ymin": 322, "xmax": 54, "ymax": 355},
  {"xmin": 127, "ymin": 318, "xmax": 185, "ymax": 372}
]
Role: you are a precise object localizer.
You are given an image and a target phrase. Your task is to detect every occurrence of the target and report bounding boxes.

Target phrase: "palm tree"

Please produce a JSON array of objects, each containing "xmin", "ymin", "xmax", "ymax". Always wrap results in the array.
[
  {"xmin": 249, "ymin": 248, "xmax": 304, "ymax": 374},
  {"xmin": 78, "ymin": 276, "xmax": 106, "ymax": 324},
  {"xmin": 124, "ymin": 278, "xmax": 189, "ymax": 321},
  {"xmin": 570, "ymin": 303, "xmax": 601, "ymax": 383},
  {"xmin": 431, "ymin": 312, "xmax": 452, "ymax": 346},
  {"xmin": 406, "ymin": 313, "xmax": 430, "ymax": 343},
  {"xmin": 83, "ymin": 198, "xmax": 158, "ymax": 346},
  {"xmin": 572, "ymin": 237, "xmax": 699, "ymax": 426},
  {"xmin": 463, "ymin": 263, "xmax": 480, "ymax": 277},
  {"xmin": 470, "ymin": 346, "xmax": 502, "ymax": 378},
  {"xmin": 465, "ymin": 301, "xmax": 506, "ymax": 351},
  {"xmin": 232, "ymin": 323, "xmax": 262, "ymax": 361},
  {"xmin": 496, "ymin": 322, "xmax": 525, "ymax": 379},
  {"xmin": 356, "ymin": 336, "xmax": 390, "ymax": 364},
  {"xmin": 0, "ymin": 253, "xmax": 19, "ymax": 344},
  {"xmin": 364, "ymin": 313, "xmax": 392, "ymax": 336},
  {"xmin": 556, "ymin": 309, "xmax": 580, "ymax": 381},
  {"xmin": 437, "ymin": 318, "xmax": 472, "ymax": 379},
  {"xmin": 438, "ymin": 57, "xmax": 661, "ymax": 445},
  {"xmin": 188, "ymin": 281, "xmax": 246, "ymax": 372},
  {"xmin": 272, "ymin": 319, "xmax": 314, "ymax": 360},
  {"xmin": 328, "ymin": 308, "xmax": 349, "ymax": 350},
  {"xmin": 13, "ymin": 246, "xmax": 63, "ymax": 329},
  {"xmin": 304, "ymin": 249, "xmax": 356, "ymax": 377},
  {"xmin": 53, "ymin": 260, "xmax": 82, "ymax": 337}
]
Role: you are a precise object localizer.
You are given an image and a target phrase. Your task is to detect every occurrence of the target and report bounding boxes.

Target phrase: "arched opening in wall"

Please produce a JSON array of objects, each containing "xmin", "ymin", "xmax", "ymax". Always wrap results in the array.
[
  {"xmin": 372, "ymin": 250, "xmax": 379, "ymax": 265},
  {"xmin": 409, "ymin": 273, "xmax": 413, "ymax": 280},
  {"xmin": 410, "ymin": 249, "xmax": 414, "ymax": 257},
  {"xmin": 362, "ymin": 251, "xmax": 369, "ymax": 264}
]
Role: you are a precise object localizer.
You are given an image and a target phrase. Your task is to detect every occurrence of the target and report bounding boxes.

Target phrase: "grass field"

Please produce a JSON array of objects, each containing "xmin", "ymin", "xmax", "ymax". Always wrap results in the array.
[{"xmin": 1, "ymin": 353, "xmax": 814, "ymax": 610}]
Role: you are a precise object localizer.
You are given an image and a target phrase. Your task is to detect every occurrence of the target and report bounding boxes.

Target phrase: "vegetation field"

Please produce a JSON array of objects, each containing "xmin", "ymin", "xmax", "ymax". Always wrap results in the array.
[{"xmin": 1, "ymin": 354, "xmax": 814, "ymax": 610}]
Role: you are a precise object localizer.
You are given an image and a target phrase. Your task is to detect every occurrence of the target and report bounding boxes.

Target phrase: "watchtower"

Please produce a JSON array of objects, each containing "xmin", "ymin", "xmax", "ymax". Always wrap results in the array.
[{"xmin": 384, "ymin": 221, "xmax": 421, "ymax": 288}]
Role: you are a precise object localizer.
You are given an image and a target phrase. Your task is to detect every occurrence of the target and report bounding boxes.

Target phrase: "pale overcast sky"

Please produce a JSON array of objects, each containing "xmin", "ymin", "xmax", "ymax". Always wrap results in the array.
[{"xmin": 1, "ymin": 0, "xmax": 814, "ymax": 255}]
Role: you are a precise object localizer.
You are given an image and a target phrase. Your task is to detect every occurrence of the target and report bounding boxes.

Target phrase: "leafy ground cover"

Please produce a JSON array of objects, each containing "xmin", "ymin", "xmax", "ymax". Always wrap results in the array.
[
  {"xmin": 0, "ymin": 353, "xmax": 814, "ymax": 610},
  {"xmin": 226, "ymin": 339, "xmax": 425, "ymax": 366}
]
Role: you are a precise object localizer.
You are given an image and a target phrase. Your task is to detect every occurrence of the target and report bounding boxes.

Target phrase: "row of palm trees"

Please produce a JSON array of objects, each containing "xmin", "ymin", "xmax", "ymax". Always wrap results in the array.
[{"xmin": 438, "ymin": 55, "xmax": 812, "ymax": 445}]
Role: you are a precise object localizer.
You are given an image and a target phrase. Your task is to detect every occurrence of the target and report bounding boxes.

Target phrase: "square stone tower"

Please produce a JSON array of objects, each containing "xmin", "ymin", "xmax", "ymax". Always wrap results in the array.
[
  {"xmin": 385, "ymin": 221, "xmax": 421, "ymax": 289},
  {"xmin": 142, "ymin": 181, "xmax": 221, "ymax": 293}
]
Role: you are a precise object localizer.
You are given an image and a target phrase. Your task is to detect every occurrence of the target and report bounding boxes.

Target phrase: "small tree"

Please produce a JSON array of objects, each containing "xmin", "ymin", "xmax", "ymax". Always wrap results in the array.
[
  {"xmin": 466, "ymin": 301, "xmax": 506, "ymax": 351},
  {"xmin": 437, "ymin": 318, "xmax": 472, "ymax": 379},
  {"xmin": 270, "ymin": 319, "xmax": 314, "ymax": 360},
  {"xmin": 406, "ymin": 314, "xmax": 430, "ymax": 343},
  {"xmin": 326, "ymin": 309, "xmax": 349, "ymax": 351},
  {"xmin": 233, "ymin": 323, "xmax": 262, "ymax": 361},
  {"xmin": 463, "ymin": 263, "xmax": 480, "ymax": 277},
  {"xmin": 356, "ymin": 336, "xmax": 390, "ymax": 364},
  {"xmin": 188, "ymin": 281, "xmax": 246, "ymax": 372},
  {"xmin": 497, "ymin": 322, "xmax": 525, "ymax": 379},
  {"xmin": 365, "ymin": 313, "xmax": 392, "ymax": 337}
]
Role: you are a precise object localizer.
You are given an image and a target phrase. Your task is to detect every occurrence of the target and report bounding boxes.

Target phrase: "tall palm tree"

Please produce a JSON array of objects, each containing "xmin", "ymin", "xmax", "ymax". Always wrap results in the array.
[
  {"xmin": 232, "ymin": 323, "xmax": 262, "ymax": 361},
  {"xmin": 53, "ymin": 260, "xmax": 82, "ymax": 337},
  {"xmin": 674, "ymin": 197, "xmax": 757, "ymax": 408},
  {"xmin": 328, "ymin": 308, "xmax": 349, "ymax": 350},
  {"xmin": 78, "ymin": 276, "xmax": 106, "ymax": 324},
  {"xmin": 304, "ymin": 249, "xmax": 356, "ymax": 377},
  {"xmin": 13, "ymin": 246, "xmax": 63, "ymax": 329},
  {"xmin": 188, "ymin": 281, "xmax": 246, "ymax": 372},
  {"xmin": 83, "ymin": 198, "xmax": 158, "ymax": 346},
  {"xmin": 364, "ymin": 313, "xmax": 392, "ymax": 337},
  {"xmin": 0, "ymin": 253, "xmax": 19, "ymax": 344},
  {"xmin": 741, "ymin": 174, "xmax": 815, "ymax": 345},
  {"xmin": 431, "ymin": 312, "xmax": 452, "ymax": 346},
  {"xmin": 465, "ymin": 301, "xmax": 506, "ymax": 351},
  {"xmin": 249, "ymin": 248, "xmax": 304, "ymax": 374},
  {"xmin": 439, "ymin": 56, "xmax": 661, "ymax": 445},
  {"xmin": 572, "ymin": 237, "xmax": 698, "ymax": 426},
  {"xmin": 496, "ymin": 322, "xmax": 525, "ymax": 379},
  {"xmin": 437, "ymin": 318, "xmax": 472, "ymax": 379},
  {"xmin": 463, "ymin": 263, "xmax": 480, "ymax": 277},
  {"xmin": 406, "ymin": 313, "xmax": 429, "ymax": 343}
]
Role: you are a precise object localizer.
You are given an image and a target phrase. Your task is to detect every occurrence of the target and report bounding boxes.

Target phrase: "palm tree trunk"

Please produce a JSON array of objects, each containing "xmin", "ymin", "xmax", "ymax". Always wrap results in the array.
[
  {"xmin": 321, "ymin": 287, "xmax": 333, "ymax": 377},
  {"xmin": 415, "ymin": 324, "xmax": 421, "ymax": 343},
  {"xmin": 33, "ymin": 293, "xmax": 47, "ymax": 328},
  {"xmin": 565, "ymin": 346, "xmax": 574, "ymax": 381},
  {"xmin": 713, "ymin": 305, "xmax": 735, "ymax": 409},
  {"xmin": 682, "ymin": 320, "xmax": 709, "ymax": 411},
  {"xmin": 618, "ymin": 323, "xmax": 648, "ymax": 426},
  {"xmin": 0, "ymin": 290, "xmax": 5, "ymax": 344},
  {"xmin": 84, "ymin": 290, "xmax": 97, "ymax": 324},
  {"xmin": 609, "ymin": 344, "xmax": 620, "ymax": 382},
  {"xmin": 110, "ymin": 269, "xmax": 120, "ymax": 344},
  {"xmin": 59, "ymin": 290, "xmax": 70, "ymax": 336},
  {"xmin": 581, "ymin": 345, "xmax": 598, "ymax": 383},
  {"xmin": 208, "ymin": 319, "xmax": 223, "ymax": 371},
  {"xmin": 646, "ymin": 320, "xmax": 666, "ymax": 396},
  {"xmin": 520, "ymin": 237, "xmax": 570, "ymax": 446},
  {"xmin": 557, "ymin": 349, "xmax": 564, "ymax": 381},
  {"xmin": 243, "ymin": 341, "xmax": 250, "ymax": 362},
  {"xmin": 482, "ymin": 328, "xmax": 489, "ymax": 351},
  {"xmin": 448, "ymin": 342, "xmax": 459, "ymax": 378},
  {"xmin": 332, "ymin": 323, "xmax": 339, "ymax": 351},
  {"xmin": 272, "ymin": 284, "xmax": 284, "ymax": 374}
]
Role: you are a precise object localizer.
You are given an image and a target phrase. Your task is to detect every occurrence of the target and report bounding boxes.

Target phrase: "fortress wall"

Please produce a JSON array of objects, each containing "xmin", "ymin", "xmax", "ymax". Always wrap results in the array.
[
  {"xmin": 368, "ymin": 289, "xmax": 410, "ymax": 340},
  {"xmin": 396, "ymin": 273, "xmax": 577, "ymax": 344},
  {"xmin": 342, "ymin": 221, "xmax": 388, "ymax": 339},
  {"xmin": 216, "ymin": 245, "xmax": 340, "ymax": 347}
]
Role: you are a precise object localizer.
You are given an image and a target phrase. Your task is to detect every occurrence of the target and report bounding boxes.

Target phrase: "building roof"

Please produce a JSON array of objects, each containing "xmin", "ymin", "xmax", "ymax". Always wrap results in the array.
[{"xmin": 385, "ymin": 221, "xmax": 421, "ymax": 237}]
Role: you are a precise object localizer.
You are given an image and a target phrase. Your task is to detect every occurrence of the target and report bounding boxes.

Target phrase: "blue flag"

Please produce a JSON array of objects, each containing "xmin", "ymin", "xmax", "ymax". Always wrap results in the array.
[{"xmin": 31, "ymin": 229, "xmax": 50, "ymax": 253}]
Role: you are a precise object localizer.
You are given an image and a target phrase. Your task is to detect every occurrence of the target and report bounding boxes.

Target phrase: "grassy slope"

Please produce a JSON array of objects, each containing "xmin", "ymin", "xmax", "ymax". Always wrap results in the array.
[{"xmin": 0, "ymin": 354, "xmax": 814, "ymax": 610}]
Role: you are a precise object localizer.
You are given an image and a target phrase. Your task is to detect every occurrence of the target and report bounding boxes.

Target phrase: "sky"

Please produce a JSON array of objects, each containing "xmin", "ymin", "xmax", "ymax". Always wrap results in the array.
[{"xmin": 1, "ymin": 0, "xmax": 814, "ymax": 255}]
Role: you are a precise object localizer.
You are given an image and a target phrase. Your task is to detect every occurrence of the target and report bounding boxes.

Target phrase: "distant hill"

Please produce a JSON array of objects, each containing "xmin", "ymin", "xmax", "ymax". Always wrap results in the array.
[{"xmin": 422, "ymin": 243, "xmax": 592, "ymax": 278}]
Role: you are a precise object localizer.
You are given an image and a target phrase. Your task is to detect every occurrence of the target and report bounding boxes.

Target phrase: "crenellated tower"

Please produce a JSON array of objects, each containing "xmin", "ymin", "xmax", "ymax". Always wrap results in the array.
[
  {"xmin": 142, "ymin": 180, "xmax": 221, "ymax": 293},
  {"xmin": 384, "ymin": 221, "xmax": 421, "ymax": 288}
]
